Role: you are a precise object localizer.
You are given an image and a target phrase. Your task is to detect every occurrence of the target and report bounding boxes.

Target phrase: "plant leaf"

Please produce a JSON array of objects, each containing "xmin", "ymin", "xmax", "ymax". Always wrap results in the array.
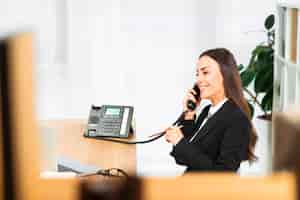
[
  {"xmin": 253, "ymin": 45, "xmax": 273, "ymax": 58},
  {"xmin": 261, "ymin": 88, "xmax": 273, "ymax": 112},
  {"xmin": 253, "ymin": 45, "xmax": 273, "ymax": 93},
  {"xmin": 240, "ymin": 68, "xmax": 256, "ymax": 87},
  {"xmin": 264, "ymin": 14, "xmax": 275, "ymax": 30},
  {"xmin": 238, "ymin": 64, "xmax": 244, "ymax": 71},
  {"xmin": 254, "ymin": 64, "xmax": 273, "ymax": 93},
  {"xmin": 252, "ymin": 46, "xmax": 265, "ymax": 56}
]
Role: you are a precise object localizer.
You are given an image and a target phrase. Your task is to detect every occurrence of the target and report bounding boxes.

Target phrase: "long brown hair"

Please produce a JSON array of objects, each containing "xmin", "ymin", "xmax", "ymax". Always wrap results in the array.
[{"xmin": 199, "ymin": 48, "xmax": 258, "ymax": 162}]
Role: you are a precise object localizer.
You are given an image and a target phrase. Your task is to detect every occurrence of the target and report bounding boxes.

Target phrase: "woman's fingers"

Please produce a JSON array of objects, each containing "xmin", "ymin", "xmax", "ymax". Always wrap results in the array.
[
  {"xmin": 187, "ymin": 93, "xmax": 197, "ymax": 103},
  {"xmin": 165, "ymin": 126, "xmax": 184, "ymax": 144},
  {"xmin": 166, "ymin": 126, "xmax": 183, "ymax": 134},
  {"xmin": 165, "ymin": 128, "xmax": 174, "ymax": 142},
  {"xmin": 190, "ymin": 88, "xmax": 197, "ymax": 96}
]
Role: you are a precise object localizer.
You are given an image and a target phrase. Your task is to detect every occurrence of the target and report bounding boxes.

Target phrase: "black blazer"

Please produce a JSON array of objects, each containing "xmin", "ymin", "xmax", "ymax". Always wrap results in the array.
[{"xmin": 170, "ymin": 100, "xmax": 250, "ymax": 173}]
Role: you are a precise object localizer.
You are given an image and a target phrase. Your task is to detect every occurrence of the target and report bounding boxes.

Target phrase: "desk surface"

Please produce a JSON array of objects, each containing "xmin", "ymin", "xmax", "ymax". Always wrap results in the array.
[{"xmin": 41, "ymin": 119, "xmax": 136, "ymax": 175}]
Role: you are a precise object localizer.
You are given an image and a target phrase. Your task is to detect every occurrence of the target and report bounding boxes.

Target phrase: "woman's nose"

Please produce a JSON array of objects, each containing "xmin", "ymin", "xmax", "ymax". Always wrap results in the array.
[{"xmin": 196, "ymin": 74, "xmax": 204, "ymax": 83}]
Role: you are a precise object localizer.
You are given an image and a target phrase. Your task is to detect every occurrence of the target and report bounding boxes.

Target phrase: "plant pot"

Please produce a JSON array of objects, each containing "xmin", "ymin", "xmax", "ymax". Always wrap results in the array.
[
  {"xmin": 252, "ymin": 117, "xmax": 272, "ymax": 175},
  {"xmin": 239, "ymin": 117, "xmax": 272, "ymax": 176}
]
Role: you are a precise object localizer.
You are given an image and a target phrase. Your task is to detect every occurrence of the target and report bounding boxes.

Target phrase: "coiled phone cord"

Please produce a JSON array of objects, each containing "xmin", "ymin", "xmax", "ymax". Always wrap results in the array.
[
  {"xmin": 84, "ymin": 112, "xmax": 185, "ymax": 145},
  {"xmin": 84, "ymin": 131, "xmax": 165, "ymax": 144}
]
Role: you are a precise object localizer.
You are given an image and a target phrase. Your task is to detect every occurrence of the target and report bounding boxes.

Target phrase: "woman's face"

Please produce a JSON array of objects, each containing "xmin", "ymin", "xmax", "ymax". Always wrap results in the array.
[{"xmin": 196, "ymin": 55, "xmax": 226, "ymax": 104}]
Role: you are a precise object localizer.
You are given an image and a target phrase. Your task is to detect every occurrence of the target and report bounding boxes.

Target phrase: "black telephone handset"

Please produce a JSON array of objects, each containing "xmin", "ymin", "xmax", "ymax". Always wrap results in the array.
[{"xmin": 187, "ymin": 84, "xmax": 200, "ymax": 111}]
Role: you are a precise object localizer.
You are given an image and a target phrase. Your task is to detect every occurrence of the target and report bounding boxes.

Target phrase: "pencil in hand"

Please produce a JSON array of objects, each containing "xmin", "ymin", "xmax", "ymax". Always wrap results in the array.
[{"xmin": 148, "ymin": 125, "xmax": 183, "ymax": 138}]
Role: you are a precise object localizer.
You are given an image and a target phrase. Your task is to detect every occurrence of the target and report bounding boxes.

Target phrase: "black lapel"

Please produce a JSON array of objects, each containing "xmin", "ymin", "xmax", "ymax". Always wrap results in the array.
[
  {"xmin": 194, "ymin": 105, "xmax": 211, "ymax": 129},
  {"xmin": 192, "ymin": 101, "xmax": 233, "ymax": 142}
]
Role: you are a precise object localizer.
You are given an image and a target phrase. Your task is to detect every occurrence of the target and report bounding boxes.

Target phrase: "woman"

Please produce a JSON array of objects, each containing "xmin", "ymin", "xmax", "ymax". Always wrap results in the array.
[{"xmin": 165, "ymin": 48, "xmax": 257, "ymax": 172}]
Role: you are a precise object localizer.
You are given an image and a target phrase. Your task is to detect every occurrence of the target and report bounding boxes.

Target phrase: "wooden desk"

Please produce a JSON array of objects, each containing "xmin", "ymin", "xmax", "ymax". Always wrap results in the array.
[{"xmin": 40, "ymin": 119, "xmax": 136, "ymax": 175}]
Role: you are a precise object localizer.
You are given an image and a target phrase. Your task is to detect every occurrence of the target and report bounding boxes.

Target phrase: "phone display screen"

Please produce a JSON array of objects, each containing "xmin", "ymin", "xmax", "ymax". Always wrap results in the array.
[{"xmin": 105, "ymin": 108, "xmax": 121, "ymax": 116}]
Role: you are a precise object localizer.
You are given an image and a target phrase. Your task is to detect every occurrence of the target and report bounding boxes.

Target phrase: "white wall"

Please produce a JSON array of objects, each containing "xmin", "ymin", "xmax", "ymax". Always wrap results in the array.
[
  {"xmin": 215, "ymin": 0, "xmax": 276, "ymax": 66},
  {"xmin": 0, "ymin": 0, "xmax": 70, "ymax": 121},
  {"xmin": 0, "ymin": 0, "xmax": 73, "ymax": 121},
  {"xmin": 277, "ymin": 0, "xmax": 300, "ymax": 5}
]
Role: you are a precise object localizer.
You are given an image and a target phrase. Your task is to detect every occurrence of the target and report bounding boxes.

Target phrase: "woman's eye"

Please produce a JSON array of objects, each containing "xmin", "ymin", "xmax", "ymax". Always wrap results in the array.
[{"xmin": 203, "ymin": 71, "xmax": 208, "ymax": 75}]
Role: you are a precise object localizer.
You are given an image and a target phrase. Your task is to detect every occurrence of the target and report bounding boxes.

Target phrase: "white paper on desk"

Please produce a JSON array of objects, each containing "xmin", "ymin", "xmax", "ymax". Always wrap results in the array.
[
  {"xmin": 40, "ymin": 171, "xmax": 77, "ymax": 179},
  {"xmin": 57, "ymin": 156, "xmax": 100, "ymax": 174}
]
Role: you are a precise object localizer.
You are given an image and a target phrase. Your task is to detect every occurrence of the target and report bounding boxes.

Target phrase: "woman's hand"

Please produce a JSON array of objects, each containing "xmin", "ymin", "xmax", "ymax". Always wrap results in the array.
[
  {"xmin": 165, "ymin": 126, "xmax": 184, "ymax": 145},
  {"xmin": 183, "ymin": 88, "xmax": 200, "ymax": 119}
]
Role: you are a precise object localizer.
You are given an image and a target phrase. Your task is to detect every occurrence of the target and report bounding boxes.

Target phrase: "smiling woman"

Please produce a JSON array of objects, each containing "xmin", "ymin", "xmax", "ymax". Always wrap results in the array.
[
  {"xmin": 195, "ymin": 55, "xmax": 226, "ymax": 105},
  {"xmin": 165, "ymin": 48, "xmax": 258, "ymax": 173}
]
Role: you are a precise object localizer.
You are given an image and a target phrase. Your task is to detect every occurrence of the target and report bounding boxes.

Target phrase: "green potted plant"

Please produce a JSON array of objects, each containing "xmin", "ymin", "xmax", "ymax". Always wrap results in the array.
[
  {"xmin": 238, "ymin": 14, "xmax": 275, "ymax": 175},
  {"xmin": 239, "ymin": 14, "xmax": 275, "ymax": 121}
]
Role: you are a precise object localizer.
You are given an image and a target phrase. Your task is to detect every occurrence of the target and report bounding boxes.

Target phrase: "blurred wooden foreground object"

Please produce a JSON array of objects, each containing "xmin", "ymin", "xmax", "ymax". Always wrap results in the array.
[
  {"xmin": 0, "ymin": 32, "xmax": 297, "ymax": 200},
  {"xmin": 140, "ymin": 173, "xmax": 296, "ymax": 200},
  {"xmin": 35, "ymin": 172, "xmax": 297, "ymax": 200}
]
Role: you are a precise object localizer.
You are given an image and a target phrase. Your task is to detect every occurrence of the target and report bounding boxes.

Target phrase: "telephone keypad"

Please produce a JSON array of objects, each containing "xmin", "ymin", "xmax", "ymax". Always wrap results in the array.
[{"xmin": 99, "ymin": 118, "xmax": 122, "ymax": 136}]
